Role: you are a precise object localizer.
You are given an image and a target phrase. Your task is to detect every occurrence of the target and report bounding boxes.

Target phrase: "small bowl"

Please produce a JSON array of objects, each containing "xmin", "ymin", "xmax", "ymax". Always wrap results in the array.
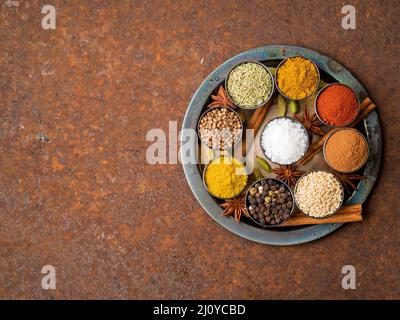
[
  {"xmin": 293, "ymin": 170, "xmax": 344, "ymax": 219},
  {"xmin": 225, "ymin": 60, "xmax": 275, "ymax": 110},
  {"xmin": 197, "ymin": 106, "xmax": 243, "ymax": 151},
  {"xmin": 275, "ymin": 56, "xmax": 320, "ymax": 101},
  {"xmin": 259, "ymin": 116, "xmax": 310, "ymax": 166},
  {"xmin": 314, "ymin": 83, "xmax": 360, "ymax": 127},
  {"xmin": 323, "ymin": 128, "xmax": 369, "ymax": 173},
  {"xmin": 245, "ymin": 178, "xmax": 295, "ymax": 227},
  {"xmin": 202, "ymin": 157, "xmax": 248, "ymax": 200}
]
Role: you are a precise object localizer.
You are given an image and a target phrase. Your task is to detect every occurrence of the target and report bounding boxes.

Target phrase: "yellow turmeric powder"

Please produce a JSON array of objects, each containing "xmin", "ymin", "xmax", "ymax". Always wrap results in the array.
[
  {"xmin": 277, "ymin": 57, "xmax": 319, "ymax": 100},
  {"xmin": 204, "ymin": 157, "xmax": 247, "ymax": 199}
]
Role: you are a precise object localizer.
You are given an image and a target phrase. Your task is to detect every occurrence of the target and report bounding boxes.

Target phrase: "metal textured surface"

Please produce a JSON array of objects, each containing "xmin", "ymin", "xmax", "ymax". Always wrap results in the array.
[
  {"xmin": 0, "ymin": 0, "xmax": 398, "ymax": 299},
  {"xmin": 182, "ymin": 45, "xmax": 382, "ymax": 245}
]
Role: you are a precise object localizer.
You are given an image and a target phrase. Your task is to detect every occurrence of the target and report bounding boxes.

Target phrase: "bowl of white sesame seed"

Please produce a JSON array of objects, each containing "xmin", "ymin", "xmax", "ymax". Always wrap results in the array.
[{"xmin": 294, "ymin": 170, "xmax": 344, "ymax": 219}]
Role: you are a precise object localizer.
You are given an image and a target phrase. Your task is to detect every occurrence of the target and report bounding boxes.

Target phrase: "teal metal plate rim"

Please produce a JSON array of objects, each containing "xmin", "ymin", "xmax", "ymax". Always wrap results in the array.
[{"xmin": 181, "ymin": 45, "xmax": 382, "ymax": 246}]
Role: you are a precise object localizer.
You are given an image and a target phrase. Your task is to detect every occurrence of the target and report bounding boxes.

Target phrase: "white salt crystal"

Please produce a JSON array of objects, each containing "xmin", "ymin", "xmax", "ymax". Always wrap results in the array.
[{"xmin": 261, "ymin": 118, "xmax": 308, "ymax": 165}]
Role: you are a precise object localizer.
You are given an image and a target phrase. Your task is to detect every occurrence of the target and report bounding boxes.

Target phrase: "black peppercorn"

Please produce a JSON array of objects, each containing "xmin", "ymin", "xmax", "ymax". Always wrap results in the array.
[{"xmin": 247, "ymin": 179, "xmax": 293, "ymax": 226}]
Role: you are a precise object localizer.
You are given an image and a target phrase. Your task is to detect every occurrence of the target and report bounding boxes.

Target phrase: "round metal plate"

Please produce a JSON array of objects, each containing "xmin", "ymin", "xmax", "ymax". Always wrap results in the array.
[{"xmin": 181, "ymin": 45, "xmax": 382, "ymax": 245}]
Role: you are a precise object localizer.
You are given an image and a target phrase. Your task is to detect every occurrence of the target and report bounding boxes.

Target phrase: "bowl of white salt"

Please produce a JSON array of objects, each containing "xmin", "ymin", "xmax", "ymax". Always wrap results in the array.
[{"xmin": 260, "ymin": 116, "xmax": 309, "ymax": 165}]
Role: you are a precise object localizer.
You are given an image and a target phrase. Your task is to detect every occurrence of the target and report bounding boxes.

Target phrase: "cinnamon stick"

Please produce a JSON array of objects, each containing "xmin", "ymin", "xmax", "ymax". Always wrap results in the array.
[
  {"xmin": 279, "ymin": 203, "xmax": 362, "ymax": 227},
  {"xmin": 253, "ymin": 104, "xmax": 271, "ymax": 133},
  {"xmin": 297, "ymin": 132, "xmax": 329, "ymax": 165},
  {"xmin": 360, "ymin": 97, "xmax": 371, "ymax": 110},
  {"xmin": 298, "ymin": 97, "xmax": 376, "ymax": 166},
  {"xmin": 297, "ymin": 146, "xmax": 323, "ymax": 166},
  {"xmin": 241, "ymin": 98, "xmax": 273, "ymax": 155},
  {"xmin": 247, "ymin": 107, "xmax": 265, "ymax": 129},
  {"xmin": 351, "ymin": 103, "xmax": 376, "ymax": 127},
  {"xmin": 248, "ymin": 98, "xmax": 273, "ymax": 130}
]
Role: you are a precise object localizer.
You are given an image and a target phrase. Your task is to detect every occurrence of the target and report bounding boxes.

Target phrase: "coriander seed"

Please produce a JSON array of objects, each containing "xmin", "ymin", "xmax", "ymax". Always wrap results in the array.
[{"xmin": 198, "ymin": 107, "xmax": 242, "ymax": 150}]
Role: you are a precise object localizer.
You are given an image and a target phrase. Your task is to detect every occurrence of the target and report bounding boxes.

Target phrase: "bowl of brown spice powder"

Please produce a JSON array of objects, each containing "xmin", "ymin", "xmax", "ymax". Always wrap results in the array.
[{"xmin": 323, "ymin": 128, "xmax": 369, "ymax": 173}]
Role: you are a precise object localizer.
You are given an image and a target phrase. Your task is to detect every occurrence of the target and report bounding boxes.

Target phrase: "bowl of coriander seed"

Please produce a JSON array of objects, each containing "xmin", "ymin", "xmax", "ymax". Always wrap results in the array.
[{"xmin": 197, "ymin": 106, "xmax": 243, "ymax": 151}]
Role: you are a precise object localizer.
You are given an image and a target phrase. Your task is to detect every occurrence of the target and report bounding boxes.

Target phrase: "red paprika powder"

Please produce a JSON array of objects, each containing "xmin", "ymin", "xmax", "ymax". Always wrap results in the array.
[{"xmin": 316, "ymin": 84, "xmax": 359, "ymax": 126}]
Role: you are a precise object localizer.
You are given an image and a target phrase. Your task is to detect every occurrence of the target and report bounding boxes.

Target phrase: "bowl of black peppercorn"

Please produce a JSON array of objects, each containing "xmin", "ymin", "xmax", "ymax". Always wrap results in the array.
[{"xmin": 245, "ymin": 178, "xmax": 295, "ymax": 227}]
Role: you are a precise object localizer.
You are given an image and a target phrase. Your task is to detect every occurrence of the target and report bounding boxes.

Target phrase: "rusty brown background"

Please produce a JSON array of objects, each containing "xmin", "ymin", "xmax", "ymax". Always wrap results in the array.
[{"xmin": 0, "ymin": 0, "xmax": 399, "ymax": 299}]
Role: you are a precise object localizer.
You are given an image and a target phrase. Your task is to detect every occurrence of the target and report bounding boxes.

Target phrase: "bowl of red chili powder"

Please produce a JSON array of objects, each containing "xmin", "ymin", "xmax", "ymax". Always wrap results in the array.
[{"xmin": 315, "ymin": 83, "xmax": 359, "ymax": 127}]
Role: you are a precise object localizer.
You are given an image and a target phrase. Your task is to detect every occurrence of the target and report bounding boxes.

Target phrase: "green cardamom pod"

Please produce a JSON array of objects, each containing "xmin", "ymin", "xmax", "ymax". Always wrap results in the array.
[
  {"xmin": 267, "ymin": 67, "xmax": 276, "ymax": 76},
  {"xmin": 252, "ymin": 166, "xmax": 264, "ymax": 180},
  {"xmin": 277, "ymin": 94, "xmax": 287, "ymax": 117},
  {"xmin": 256, "ymin": 156, "xmax": 272, "ymax": 173},
  {"xmin": 289, "ymin": 100, "xmax": 300, "ymax": 114}
]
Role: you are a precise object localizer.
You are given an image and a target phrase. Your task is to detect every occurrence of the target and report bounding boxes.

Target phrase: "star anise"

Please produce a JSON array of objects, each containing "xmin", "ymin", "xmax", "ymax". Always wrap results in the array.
[
  {"xmin": 272, "ymin": 165, "xmax": 304, "ymax": 186},
  {"xmin": 207, "ymin": 85, "xmax": 236, "ymax": 109},
  {"xmin": 336, "ymin": 173, "xmax": 365, "ymax": 193},
  {"xmin": 294, "ymin": 107, "xmax": 325, "ymax": 136},
  {"xmin": 220, "ymin": 194, "xmax": 249, "ymax": 223}
]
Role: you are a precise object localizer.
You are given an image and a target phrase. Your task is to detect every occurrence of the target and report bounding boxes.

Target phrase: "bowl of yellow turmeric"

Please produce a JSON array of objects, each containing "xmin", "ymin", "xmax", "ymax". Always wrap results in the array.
[
  {"xmin": 275, "ymin": 56, "xmax": 320, "ymax": 101},
  {"xmin": 203, "ymin": 156, "xmax": 248, "ymax": 200}
]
